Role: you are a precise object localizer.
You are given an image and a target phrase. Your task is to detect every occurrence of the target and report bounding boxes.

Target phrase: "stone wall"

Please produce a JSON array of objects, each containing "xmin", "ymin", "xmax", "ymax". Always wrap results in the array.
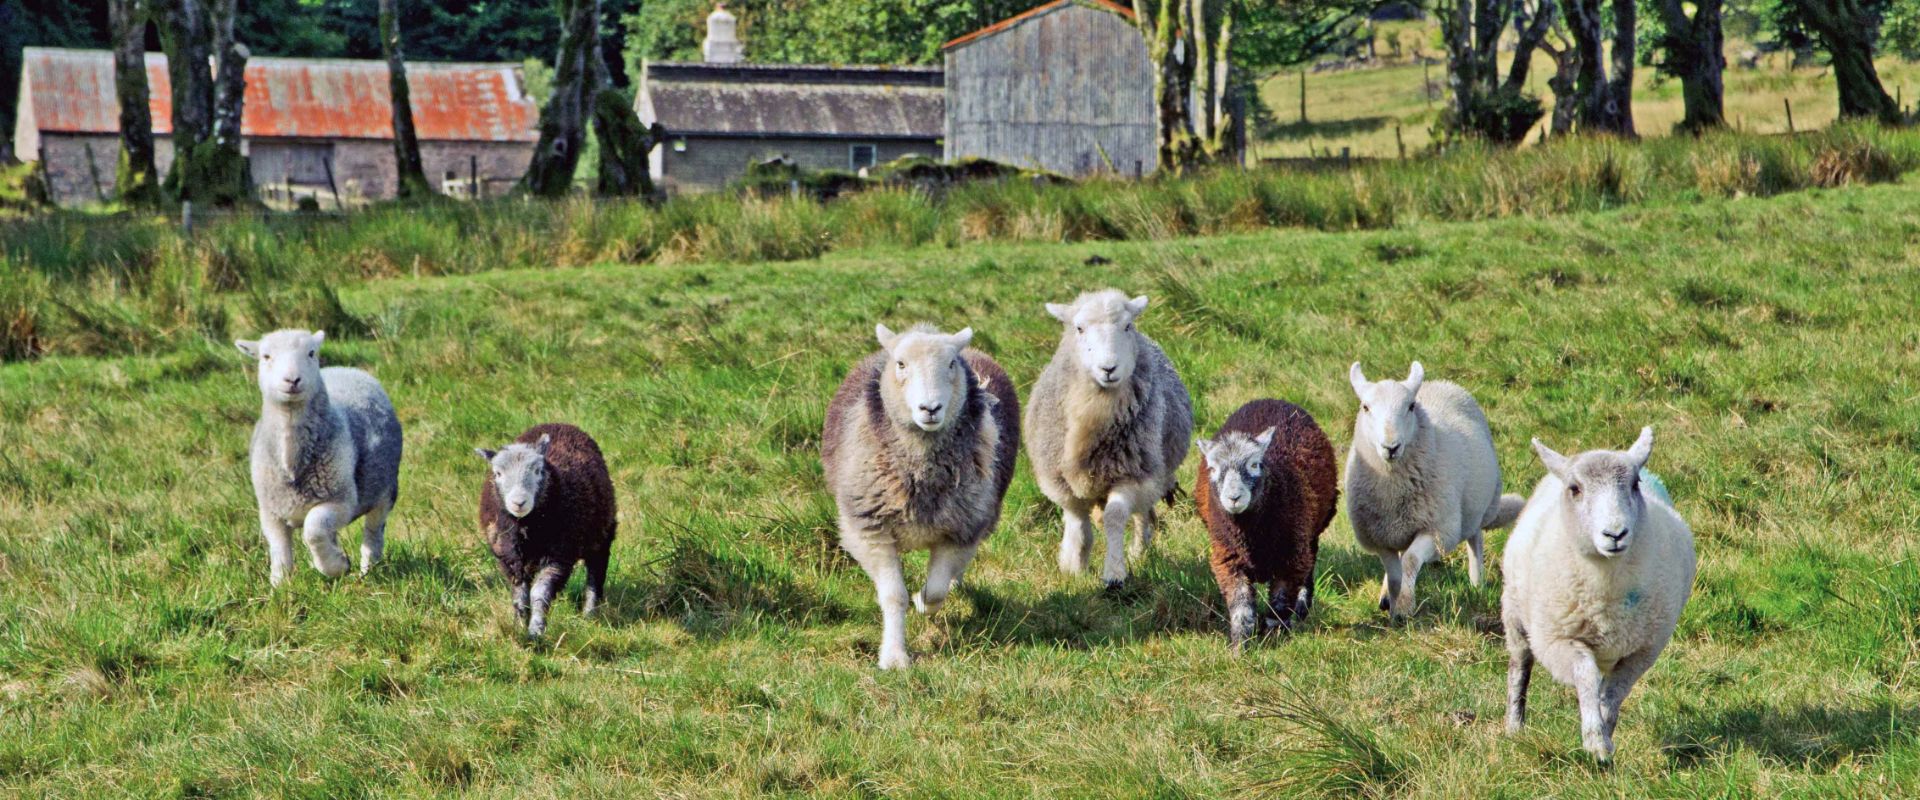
[{"xmin": 659, "ymin": 136, "xmax": 938, "ymax": 194}]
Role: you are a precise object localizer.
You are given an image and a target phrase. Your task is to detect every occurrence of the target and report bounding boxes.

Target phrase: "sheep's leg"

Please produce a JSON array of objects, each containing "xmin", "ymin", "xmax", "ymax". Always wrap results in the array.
[
  {"xmin": 581, "ymin": 546, "xmax": 611, "ymax": 618},
  {"xmin": 1465, "ymin": 529, "xmax": 1486, "ymax": 588},
  {"xmin": 842, "ymin": 522, "xmax": 912, "ymax": 669},
  {"xmin": 915, "ymin": 541, "xmax": 978, "ymax": 616},
  {"xmin": 511, "ymin": 580, "xmax": 531, "ymax": 622},
  {"xmin": 1377, "ymin": 553, "xmax": 1404, "ymax": 616},
  {"xmin": 1057, "ymin": 501, "xmax": 1094, "ymax": 575},
  {"xmin": 1504, "ymin": 621, "xmax": 1534, "ymax": 733},
  {"xmin": 299, "ymin": 501, "xmax": 354, "ymax": 578},
  {"xmin": 1099, "ymin": 491, "xmax": 1136, "ymax": 588},
  {"xmin": 1395, "ymin": 534, "xmax": 1441, "ymax": 618},
  {"xmin": 259, "ymin": 511, "xmax": 295, "ymax": 586},
  {"xmin": 1223, "ymin": 577, "xmax": 1257, "ymax": 651},
  {"xmin": 1539, "ymin": 641, "xmax": 1610, "ymax": 761},
  {"xmin": 526, "ymin": 563, "xmax": 572, "ymax": 638},
  {"xmin": 358, "ymin": 499, "xmax": 391, "ymax": 576},
  {"xmin": 1129, "ymin": 507, "xmax": 1157, "ymax": 561},
  {"xmin": 1267, "ymin": 580, "xmax": 1308, "ymax": 630},
  {"xmin": 1599, "ymin": 647, "xmax": 1662, "ymax": 743}
]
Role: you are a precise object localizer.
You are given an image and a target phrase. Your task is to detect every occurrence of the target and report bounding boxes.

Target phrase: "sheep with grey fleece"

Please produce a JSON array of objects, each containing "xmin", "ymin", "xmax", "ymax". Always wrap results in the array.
[
  {"xmin": 1026, "ymin": 290, "xmax": 1193, "ymax": 589},
  {"xmin": 1503, "ymin": 427, "xmax": 1695, "ymax": 762},
  {"xmin": 235, "ymin": 329, "xmax": 402, "ymax": 585},
  {"xmin": 1345, "ymin": 361, "xmax": 1522, "ymax": 618},
  {"xmin": 822, "ymin": 324, "xmax": 1019, "ymax": 670}
]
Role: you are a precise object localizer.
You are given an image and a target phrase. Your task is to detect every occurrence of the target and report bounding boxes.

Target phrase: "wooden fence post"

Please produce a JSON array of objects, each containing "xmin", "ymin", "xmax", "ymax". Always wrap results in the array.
[{"xmin": 1784, "ymin": 98, "xmax": 1795, "ymax": 134}]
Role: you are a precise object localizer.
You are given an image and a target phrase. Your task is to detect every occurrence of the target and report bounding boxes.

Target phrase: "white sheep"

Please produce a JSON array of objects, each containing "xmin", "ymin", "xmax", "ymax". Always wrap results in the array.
[
  {"xmin": 235, "ymin": 330, "xmax": 403, "ymax": 585},
  {"xmin": 821, "ymin": 324, "xmax": 1020, "ymax": 669},
  {"xmin": 1502, "ymin": 427, "xmax": 1696, "ymax": 762},
  {"xmin": 1345, "ymin": 361, "xmax": 1522, "ymax": 618},
  {"xmin": 1025, "ymin": 290, "xmax": 1193, "ymax": 588}
]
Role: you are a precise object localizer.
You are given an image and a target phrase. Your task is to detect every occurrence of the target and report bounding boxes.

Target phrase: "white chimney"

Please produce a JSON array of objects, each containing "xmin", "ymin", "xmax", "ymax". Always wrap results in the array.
[{"xmin": 703, "ymin": 4, "xmax": 743, "ymax": 64}]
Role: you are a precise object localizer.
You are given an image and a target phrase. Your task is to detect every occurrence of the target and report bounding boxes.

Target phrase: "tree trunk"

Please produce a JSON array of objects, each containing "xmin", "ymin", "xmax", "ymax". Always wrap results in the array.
[
  {"xmin": 1567, "ymin": 0, "xmax": 1633, "ymax": 135},
  {"xmin": 155, "ymin": 0, "xmax": 215, "ymax": 202},
  {"xmin": 1655, "ymin": 0, "xmax": 1725, "ymax": 132},
  {"xmin": 1798, "ymin": 0, "xmax": 1901, "ymax": 124},
  {"xmin": 380, "ymin": 0, "xmax": 432, "ymax": 200},
  {"xmin": 1604, "ymin": 0, "xmax": 1636, "ymax": 136},
  {"xmin": 588, "ymin": 46, "xmax": 658, "ymax": 197},
  {"xmin": 520, "ymin": 0, "xmax": 598, "ymax": 197},
  {"xmin": 110, "ymin": 0, "xmax": 160, "ymax": 206}
]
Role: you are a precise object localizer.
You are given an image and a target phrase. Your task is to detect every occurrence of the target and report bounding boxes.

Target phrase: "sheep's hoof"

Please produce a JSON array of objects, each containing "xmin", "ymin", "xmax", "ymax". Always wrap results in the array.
[
  {"xmin": 877, "ymin": 648, "xmax": 911, "ymax": 671},
  {"xmin": 911, "ymin": 591, "xmax": 943, "ymax": 616},
  {"xmin": 1102, "ymin": 579, "xmax": 1126, "ymax": 595}
]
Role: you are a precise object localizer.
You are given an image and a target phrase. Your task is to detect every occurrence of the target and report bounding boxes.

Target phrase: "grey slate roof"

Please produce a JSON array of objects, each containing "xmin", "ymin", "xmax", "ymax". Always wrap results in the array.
[{"xmin": 637, "ymin": 62, "xmax": 944, "ymax": 140}]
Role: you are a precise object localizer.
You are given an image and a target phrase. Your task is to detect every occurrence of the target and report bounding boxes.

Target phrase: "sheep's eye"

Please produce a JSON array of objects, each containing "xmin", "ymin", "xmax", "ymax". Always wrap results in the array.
[
  {"xmin": 263, "ymin": 354, "xmax": 272, "ymax": 361},
  {"xmin": 1569, "ymin": 484, "xmax": 1582, "ymax": 497},
  {"xmin": 1362, "ymin": 403, "xmax": 1370, "ymax": 413},
  {"xmin": 308, "ymin": 350, "xmax": 315, "ymax": 359},
  {"xmin": 1408, "ymin": 402, "xmax": 1416, "ymax": 412},
  {"xmin": 896, "ymin": 361, "xmax": 905, "ymax": 369},
  {"xmin": 1075, "ymin": 326, "xmax": 1084, "ymax": 334},
  {"xmin": 1125, "ymin": 323, "xmax": 1133, "ymax": 331}
]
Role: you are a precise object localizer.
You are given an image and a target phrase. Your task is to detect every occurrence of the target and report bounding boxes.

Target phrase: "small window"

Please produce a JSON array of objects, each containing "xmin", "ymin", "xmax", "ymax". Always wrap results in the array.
[
  {"xmin": 849, "ymin": 144, "xmax": 877, "ymax": 170},
  {"xmin": 673, "ymin": 139, "xmax": 688, "ymax": 153}
]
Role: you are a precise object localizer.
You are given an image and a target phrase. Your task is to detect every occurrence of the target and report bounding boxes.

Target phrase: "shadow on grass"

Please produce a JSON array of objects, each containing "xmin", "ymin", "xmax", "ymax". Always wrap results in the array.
[
  {"xmin": 1314, "ymin": 540, "xmax": 1503, "ymax": 634},
  {"xmin": 587, "ymin": 535, "xmax": 849, "ymax": 638},
  {"xmin": 943, "ymin": 552, "xmax": 1225, "ymax": 649},
  {"xmin": 1264, "ymin": 115, "xmax": 1395, "ymax": 142},
  {"xmin": 370, "ymin": 546, "xmax": 479, "ymax": 593},
  {"xmin": 1662, "ymin": 703, "xmax": 1918, "ymax": 769}
]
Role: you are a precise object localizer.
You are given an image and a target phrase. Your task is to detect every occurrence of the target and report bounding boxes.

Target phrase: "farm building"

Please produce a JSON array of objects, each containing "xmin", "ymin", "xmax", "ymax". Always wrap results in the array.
[
  {"xmin": 942, "ymin": 0, "xmax": 1157, "ymax": 177},
  {"xmin": 634, "ymin": 5, "xmax": 944, "ymax": 194},
  {"xmin": 12, "ymin": 47, "xmax": 539, "ymax": 207}
]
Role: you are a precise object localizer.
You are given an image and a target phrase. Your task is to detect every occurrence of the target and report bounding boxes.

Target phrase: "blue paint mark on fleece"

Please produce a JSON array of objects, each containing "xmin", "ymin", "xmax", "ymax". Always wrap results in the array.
[
  {"xmin": 1624, "ymin": 589, "xmax": 1644, "ymax": 609},
  {"xmin": 1639, "ymin": 468, "xmax": 1672, "ymax": 506}
]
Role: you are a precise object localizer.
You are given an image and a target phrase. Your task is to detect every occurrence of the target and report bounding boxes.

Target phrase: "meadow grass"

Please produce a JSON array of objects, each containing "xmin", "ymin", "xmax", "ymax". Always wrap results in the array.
[
  {"xmin": 1, "ymin": 180, "xmax": 1917, "ymax": 796},
  {"xmin": 5, "ymin": 124, "xmax": 1917, "ymax": 365}
]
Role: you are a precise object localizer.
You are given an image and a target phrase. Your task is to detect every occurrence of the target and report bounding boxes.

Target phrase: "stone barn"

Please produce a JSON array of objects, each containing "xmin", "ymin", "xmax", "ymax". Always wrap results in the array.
[
  {"xmin": 634, "ymin": 5, "xmax": 944, "ymax": 194},
  {"xmin": 12, "ymin": 47, "xmax": 539, "ymax": 206},
  {"xmin": 942, "ymin": 0, "xmax": 1158, "ymax": 177}
]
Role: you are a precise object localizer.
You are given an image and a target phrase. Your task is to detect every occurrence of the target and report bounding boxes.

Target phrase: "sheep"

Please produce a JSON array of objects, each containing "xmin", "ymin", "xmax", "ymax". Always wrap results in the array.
[
  {"xmin": 821, "ymin": 324, "xmax": 1019, "ymax": 669},
  {"xmin": 1345, "ymin": 361, "xmax": 1522, "ymax": 618},
  {"xmin": 476, "ymin": 423, "xmax": 618, "ymax": 638},
  {"xmin": 1193, "ymin": 399, "xmax": 1338, "ymax": 649},
  {"xmin": 1502, "ymin": 427, "xmax": 1695, "ymax": 762},
  {"xmin": 1025, "ymin": 290, "xmax": 1193, "ymax": 589},
  {"xmin": 235, "ymin": 329, "xmax": 402, "ymax": 585}
]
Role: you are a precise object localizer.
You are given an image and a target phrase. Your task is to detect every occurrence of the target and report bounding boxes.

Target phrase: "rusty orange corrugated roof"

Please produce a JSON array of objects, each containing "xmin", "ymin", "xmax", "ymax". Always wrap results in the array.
[
  {"xmin": 20, "ymin": 48, "xmax": 538, "ymax": 142},
  {"xmin": 941, "ymin": 0, "xmax": 1137, "ymax": 51}
]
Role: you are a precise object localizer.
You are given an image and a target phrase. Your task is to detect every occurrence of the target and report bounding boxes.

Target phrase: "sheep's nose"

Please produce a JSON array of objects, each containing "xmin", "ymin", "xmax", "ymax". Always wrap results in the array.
[
  {"xmin": 284, "ymin": 376, "xmax": 302, "ymax": 389},
  {"xmin": 1384, "ymin": 443, "xmax": 1402, "ymax": 459},
  {"xmin": 1100, "ymin": 365, "xmax": 1118, "ymax": 377},
  {"xmin": 1604, "ymin": 527, "xmax": 1629, "ymax": 542},
  {"xmin": 918, "ymin": 402, "xmax": 943, "ymax": 416}
]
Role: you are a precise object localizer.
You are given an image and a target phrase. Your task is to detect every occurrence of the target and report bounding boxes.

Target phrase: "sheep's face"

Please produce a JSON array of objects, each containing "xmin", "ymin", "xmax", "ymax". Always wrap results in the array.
[
  {"xmin": 476, "ymin": 434, "xmax": 552, "ymax": 518},
  {"xmin": 876, "ymin": 324, "xmax": 972, "ymax": 433},
  {"xmin": 236, "ymin": 329, "xmax": 325, "ymax": 406},
  {"xmin": 1047, "ymin": 291, "xmax": 1148, "ymax": 390},
  {"xmin": 1196, "ymin": 427, "xmax": 1276, "ymax": 515},
  {"xmin": 1349, "ymin": 361, "xmax": 1425, "ymax": 466},
  {"xmin": 1533, "ymin": 427, "xmax": 1654, "ymax": 559}
]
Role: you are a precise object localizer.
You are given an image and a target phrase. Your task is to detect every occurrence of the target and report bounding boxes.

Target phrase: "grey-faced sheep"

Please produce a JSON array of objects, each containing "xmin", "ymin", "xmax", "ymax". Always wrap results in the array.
[
  {"xmin": 1194, "ymin": 399, "xmax": 1338, "ymax": 649},
  {"xmin": 1026, "ymin": 290, "xmax": 1193, "ymax": 588},
  {"xmin": 1502, "ymin": 427, "xmax": 1695, "ymax": 762},
  {"xmin": 822, "ymin": 324, "xmax": 1019, "ymax": 669},
  {"xmin": 1345, "ymin": 361, "xmax": 1522, "ymax": 618},
  {"xmin": 476, "ymin": 423, "xmax": 618, "ymax": 638},
  {"xmin": 235, "ymin": 329, "xmax": 402, "ymax": 586}
]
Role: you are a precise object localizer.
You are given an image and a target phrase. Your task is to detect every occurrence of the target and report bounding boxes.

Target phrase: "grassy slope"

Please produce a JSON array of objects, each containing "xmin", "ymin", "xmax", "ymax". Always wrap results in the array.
[
  {"xmin": 2, "ymin": 184, "xmax": 1918, "ymax": 796},
  {"xmin": 1258, "ymin": 42, "xmax": 1920, "ymax": 159}
]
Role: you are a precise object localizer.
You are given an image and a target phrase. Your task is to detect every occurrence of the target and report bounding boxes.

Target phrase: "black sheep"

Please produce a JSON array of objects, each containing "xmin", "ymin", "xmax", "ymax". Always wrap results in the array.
[{"xmin": 476, "ymin": 423, "xmax": 617, "ymax": 637}]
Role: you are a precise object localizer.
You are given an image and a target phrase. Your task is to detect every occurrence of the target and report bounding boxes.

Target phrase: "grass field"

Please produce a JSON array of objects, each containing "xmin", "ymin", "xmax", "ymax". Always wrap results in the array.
[
  {"xmin": 3, "ymin": 178, "xmax": 1919, "ymax": 795},
  {"xmin": 1258, "ymin": 38, "xmax": 1920, "ymax": 159}
]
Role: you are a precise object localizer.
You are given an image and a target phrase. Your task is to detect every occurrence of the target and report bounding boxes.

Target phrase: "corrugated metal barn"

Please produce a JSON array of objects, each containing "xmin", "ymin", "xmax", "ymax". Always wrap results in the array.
[
  {"xmin": 635, "ymin": 61, "xmax": 944, "ymax": 194},
  {"xmin": 13, "ymin": 47, "xmax": 539, "ymax": 206},
  {"xmin": 943, "ymin": 0, "xmax": 1157, "ymax": 177}
]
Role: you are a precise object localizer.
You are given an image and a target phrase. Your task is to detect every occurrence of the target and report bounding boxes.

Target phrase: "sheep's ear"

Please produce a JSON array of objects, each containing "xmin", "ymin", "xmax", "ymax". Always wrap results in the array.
[
  {"xmin": 950, "ymin": 327, "xmax": 973, "ymax": 350},
  {"xmin": 234, "ymin": 339, "xmax": 259, "ymax": 358},
  {"xmin": 535, "ymin": 433, "xmax": 552, "ymax": 456},
  {"xmin": 311, "ymin": 330, "xmax": 326, "ymax": 348},
  {"xmin": 475, "ymin": 448, "xmax": 497, "ymax": 462},
  {"xmin": 1404, "ymin": 361, "xmax": 1425, "ymax": 393},
  {"xmin": 1348, "ymin": 362, "xmax": 1369, "ymax": 396},
  {"xmin": 1125, "ymin": 295, "xmax": 1149, "ymax": 317},
  {"xmin": 1625, "ymin": 425, "xmax": 1654, "ymax": 469},
  {"xmin": 1193, "ymin": 438, "xmax": 1216, "ymax": 463},
  {"xmin": 1045, "ymin": 302, "xmax": 1072, "ymax": 324},
  {"xmin": 874, "ymin": 323, "xmax": 898, "ymax": 349},
  {"xmin": 1532, "ymin": 438, "xmax": 1571, "ymax": 481},
  {"xmin": 1253, "ymin": 426, "xmax": 1277, "ymax": 450}
]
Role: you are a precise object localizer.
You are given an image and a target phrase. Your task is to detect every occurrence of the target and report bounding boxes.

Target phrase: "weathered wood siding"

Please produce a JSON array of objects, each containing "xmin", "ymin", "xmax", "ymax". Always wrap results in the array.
[{"xmin": 944, "ymin": 3, "xmax": 1156, "ymax": 177}]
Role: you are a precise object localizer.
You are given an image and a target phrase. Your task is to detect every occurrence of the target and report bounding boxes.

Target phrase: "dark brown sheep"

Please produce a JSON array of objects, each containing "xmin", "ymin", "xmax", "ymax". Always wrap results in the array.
[
  {"xmin": 1194, "ymin": 399, "xmax": 1338, "ymax": 649},
  {"xmin": 476, "ymin": 423, "xmax": 617, "ymax": 637}
]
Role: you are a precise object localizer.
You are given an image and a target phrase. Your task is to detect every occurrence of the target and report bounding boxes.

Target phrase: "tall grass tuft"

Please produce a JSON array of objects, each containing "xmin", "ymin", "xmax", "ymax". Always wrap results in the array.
[
  {"xmin": 5, "ymin": 124, "xmax": 1918, "ymax": 362},
  {"xmin": 1244, "ymin": 684, "xmax": 1412, "ymax": 798}
]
